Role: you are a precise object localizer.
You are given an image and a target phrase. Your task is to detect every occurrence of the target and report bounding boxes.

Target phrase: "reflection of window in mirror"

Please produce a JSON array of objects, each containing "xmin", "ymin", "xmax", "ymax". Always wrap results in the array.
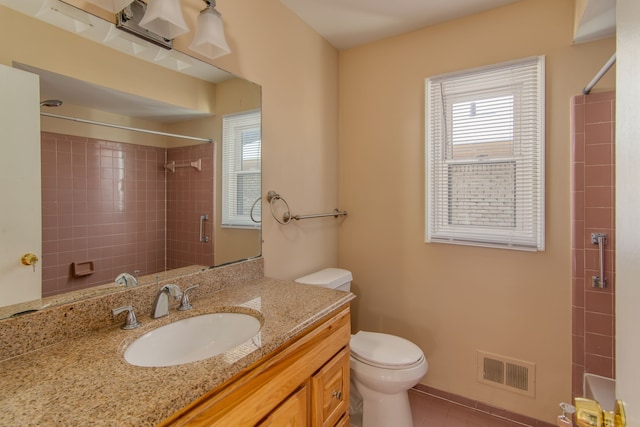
[{"xmin": 222, "ymin": 110, "xmax": 262, "ymax": 228}]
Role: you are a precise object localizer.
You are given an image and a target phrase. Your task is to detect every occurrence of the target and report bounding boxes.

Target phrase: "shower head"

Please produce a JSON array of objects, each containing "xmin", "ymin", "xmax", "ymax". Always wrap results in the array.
[{"xmin": 40, "ymin": 99, "xmax": 63, "ymax": 107}]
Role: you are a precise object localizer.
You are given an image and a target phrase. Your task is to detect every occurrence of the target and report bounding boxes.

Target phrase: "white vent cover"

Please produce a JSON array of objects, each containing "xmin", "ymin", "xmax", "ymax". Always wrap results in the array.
[{"xmin": 477, "ymin": 351, "xmax": 536, "ymax": 397}]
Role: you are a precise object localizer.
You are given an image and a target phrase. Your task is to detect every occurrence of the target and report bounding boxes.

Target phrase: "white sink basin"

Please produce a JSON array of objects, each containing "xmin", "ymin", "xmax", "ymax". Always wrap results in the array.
[{"xmin": 124, "ymin": 312, "xmax": 261, "ymax": 367}]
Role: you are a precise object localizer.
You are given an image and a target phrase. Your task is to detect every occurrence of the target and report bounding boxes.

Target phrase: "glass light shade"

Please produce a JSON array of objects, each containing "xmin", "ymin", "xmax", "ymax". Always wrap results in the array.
[
  {"xmin": 85, "ymin": 0, "xmax": 133, "ymax": 13},
  {"xmin": 139, "ymin": 0, "xmax": 189, "ymax": 39},
  {"xmin": 189, "ymin": 7, "xmax": 231, "ymax": 59}
]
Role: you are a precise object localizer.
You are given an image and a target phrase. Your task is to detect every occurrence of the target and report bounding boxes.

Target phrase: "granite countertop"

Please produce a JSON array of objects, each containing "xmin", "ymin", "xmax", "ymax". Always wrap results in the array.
[{"xmin": 0, "ymin": 278, "xmax": 354, "ymax": 426}]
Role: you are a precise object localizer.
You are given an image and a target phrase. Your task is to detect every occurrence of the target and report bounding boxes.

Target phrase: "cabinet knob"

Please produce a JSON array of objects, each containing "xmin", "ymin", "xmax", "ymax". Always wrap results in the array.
[{"xmin": 332, "ymin": 390, "xmax": 342, "ymax": 400}]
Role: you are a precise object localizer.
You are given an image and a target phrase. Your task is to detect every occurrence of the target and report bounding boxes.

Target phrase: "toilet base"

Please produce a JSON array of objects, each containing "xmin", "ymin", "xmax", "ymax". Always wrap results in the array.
[{"xmin": 352, "ymin": 379, "xmax": 414, "ymax": 427}]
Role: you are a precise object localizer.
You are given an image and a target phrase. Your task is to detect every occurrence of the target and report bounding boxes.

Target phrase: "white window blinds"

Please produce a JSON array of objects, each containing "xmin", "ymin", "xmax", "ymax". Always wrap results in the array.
[
  {"xmin": 425, "ymin": 56, "xmax": 545, "ymax": 251},
  {"xmin": 222, "ymin": 110, "xmax": 261, "ymax": 228}
]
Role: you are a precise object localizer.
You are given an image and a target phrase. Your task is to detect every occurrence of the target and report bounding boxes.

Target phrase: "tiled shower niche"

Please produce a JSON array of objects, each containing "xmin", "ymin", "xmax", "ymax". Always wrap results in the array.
[{"xmin": 41, "ymin": 132, "xmax": 214, "ymax": 297}]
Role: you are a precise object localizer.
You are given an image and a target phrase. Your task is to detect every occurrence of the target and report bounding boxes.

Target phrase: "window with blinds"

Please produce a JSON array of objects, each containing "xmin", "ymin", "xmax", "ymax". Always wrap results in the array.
[
  {"xmin": 425, "ymin": 56, "xmax": 545, "ymax": 251},
  {"xmin": 222, "ymin": 110, "xmax": 261, "ymax": 228}
]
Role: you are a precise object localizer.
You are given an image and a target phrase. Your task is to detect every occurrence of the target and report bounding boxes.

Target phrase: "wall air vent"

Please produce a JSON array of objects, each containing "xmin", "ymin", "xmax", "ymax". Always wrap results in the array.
[
  {"xmin": 477, "ymin": 351, "xmax": 535, "ymax": 398},
  {"xmin": 116, "ymin": 0, "xmax": 173, "ymax": 50}
]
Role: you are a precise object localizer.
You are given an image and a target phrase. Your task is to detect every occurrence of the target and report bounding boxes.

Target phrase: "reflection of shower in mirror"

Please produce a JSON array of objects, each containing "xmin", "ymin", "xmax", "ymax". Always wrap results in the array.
[
  {"xmin": 0, "ymin": 0, "xmax": 262, "ymax": 315},
  {"xmin": 164, "ymin": 158, "xmax": 202, "ymax": 172}
]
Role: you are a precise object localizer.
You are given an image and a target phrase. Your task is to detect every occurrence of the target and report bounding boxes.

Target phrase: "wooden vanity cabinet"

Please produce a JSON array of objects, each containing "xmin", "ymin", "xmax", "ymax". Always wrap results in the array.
[{"xmin": 162, "ymin": 306, "xmax": 351, "ymax": 427}]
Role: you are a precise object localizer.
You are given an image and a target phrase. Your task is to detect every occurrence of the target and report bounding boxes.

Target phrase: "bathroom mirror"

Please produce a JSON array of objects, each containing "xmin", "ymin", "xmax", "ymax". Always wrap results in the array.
[{"xmin": 0, "ymin": 0, "xmax": 261, "ymax": 317}]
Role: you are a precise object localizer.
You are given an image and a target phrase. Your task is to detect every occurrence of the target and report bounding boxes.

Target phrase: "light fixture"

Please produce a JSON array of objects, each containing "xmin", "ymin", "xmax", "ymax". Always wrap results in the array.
[
  {"xmin": 138, "ymin": 0, "xmax": 189, "ymax": 39},
  {"xmin": 189, "ymin": 0, "xmax": 231, "ymax": 59},
  {"xmin": 112, "ymin": 0, "xmax": 231, "ymax": 58},
  {"xmin": 117, "ymin": 0, "xmax": 174, "ymax": 49},
  {"xmin": 85, "ymin": 0, "xmax": 133, "ymax": 13}
]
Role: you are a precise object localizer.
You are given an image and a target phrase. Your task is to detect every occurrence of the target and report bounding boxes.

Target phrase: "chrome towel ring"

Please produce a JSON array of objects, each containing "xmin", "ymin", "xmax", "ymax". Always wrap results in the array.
[
  {"xmin": 267, "ymin": 191, "xmax": 293, "ymax": 224},
  {"xmin": 250, "ymin": 197, "xmax": 262, "ymax": 223}
]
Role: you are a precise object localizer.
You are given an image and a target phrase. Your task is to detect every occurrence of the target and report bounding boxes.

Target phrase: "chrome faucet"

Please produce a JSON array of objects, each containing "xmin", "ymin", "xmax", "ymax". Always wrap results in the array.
[
  {"xmin": 152, "ymin": 284, "xmax": 182, "ymax": 319},
  {"xmin": 115, "ymin": 272, "xmax": 138, "ymax": 288}
]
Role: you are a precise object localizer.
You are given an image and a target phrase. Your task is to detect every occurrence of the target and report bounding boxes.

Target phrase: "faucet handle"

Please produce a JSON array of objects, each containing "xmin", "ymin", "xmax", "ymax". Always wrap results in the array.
[
  {"xmin": 115, "ymin": 272, "xmax": 138, "ymax": 288},
  {"xmin": 178, "ymin": 285, "xmax": 199, "ymax": 311},
  {"xmin": 112, "ymin": 305, "xmax": 142, "ymax": 330}
]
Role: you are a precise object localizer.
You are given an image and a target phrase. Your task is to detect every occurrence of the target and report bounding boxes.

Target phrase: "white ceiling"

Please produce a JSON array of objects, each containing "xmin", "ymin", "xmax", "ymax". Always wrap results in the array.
[
  {"xmin": 280, "ymin": 0, "xmax": 523, "ymax": 49},
  {"xmin": 280, "ymin": 0, "xmax": 617, "ymax": 49}
]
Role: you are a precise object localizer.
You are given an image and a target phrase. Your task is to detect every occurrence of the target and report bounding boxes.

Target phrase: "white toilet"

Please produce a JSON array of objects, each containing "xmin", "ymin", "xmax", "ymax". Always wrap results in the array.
[{"xmin": 295, "ymin": 268, "xmax": 428, "ymax": 427}]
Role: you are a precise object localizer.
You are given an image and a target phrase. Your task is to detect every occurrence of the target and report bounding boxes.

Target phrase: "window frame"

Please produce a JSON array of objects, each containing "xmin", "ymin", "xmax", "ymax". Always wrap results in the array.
[{"xmin": 425, "ymin": 56, "xmax": 545, "ymax": 251}]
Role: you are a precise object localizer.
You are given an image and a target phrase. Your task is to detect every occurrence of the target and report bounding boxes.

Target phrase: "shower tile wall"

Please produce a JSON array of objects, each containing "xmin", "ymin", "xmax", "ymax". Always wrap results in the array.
[
  {"xmin": 166, "ymin": 143, "xmax": 215, "ymax": 269},
  {"xmin": 571, "ymin": 91, "xmax": 616, "ymax": 399},
  {"xmin": 41, "ymin": 132, "xmax": 165, "ymax": 297},
  {"xmin": 41, "ymin": 133, "xmax": 216, "ymax": 297}
]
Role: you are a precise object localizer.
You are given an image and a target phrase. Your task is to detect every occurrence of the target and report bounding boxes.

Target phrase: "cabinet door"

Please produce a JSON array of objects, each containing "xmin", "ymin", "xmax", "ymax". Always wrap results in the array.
[
  {"xmin": 258, "ymin": 385, "xmax": 308, "ymax": 427},
  {"xmin": 311, "ymin": 347, "xmax": 350, "ymax": 427}
]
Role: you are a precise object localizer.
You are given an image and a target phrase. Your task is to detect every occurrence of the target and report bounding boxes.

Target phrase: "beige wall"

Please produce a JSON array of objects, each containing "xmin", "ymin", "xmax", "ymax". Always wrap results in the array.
[
  {"xmin": 338, "ymin": 0, "xmax": 615, "ymax": 422},
  {"xmin": 208, "ymin": 0, "xmax": 340, "ymax": 278}
]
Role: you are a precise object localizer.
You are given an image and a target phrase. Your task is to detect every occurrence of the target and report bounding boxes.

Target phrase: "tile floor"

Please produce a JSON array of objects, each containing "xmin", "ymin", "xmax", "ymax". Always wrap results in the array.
[{"xmin": 409, "ymin": 389, "xmax": 538, "ymax": 427}]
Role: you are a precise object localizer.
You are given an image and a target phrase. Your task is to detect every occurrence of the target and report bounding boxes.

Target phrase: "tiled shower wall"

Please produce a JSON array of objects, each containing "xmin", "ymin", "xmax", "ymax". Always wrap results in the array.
[
  {"xmin": 571, "ymin": 91, "xmax": 616, "ymax": 399},
  {"xmin": 166, "ymin": 144, "xmax": 215, "ymax": 269},
  {"xmin": 41, "ymin": 132, "xmax": 214, "ymax": 297}
]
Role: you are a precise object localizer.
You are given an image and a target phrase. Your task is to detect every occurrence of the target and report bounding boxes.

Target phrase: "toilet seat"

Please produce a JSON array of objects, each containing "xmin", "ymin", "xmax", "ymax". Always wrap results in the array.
[{"xmin": 351, "ymin": 331, "xmax": 424, "ymax": 370}]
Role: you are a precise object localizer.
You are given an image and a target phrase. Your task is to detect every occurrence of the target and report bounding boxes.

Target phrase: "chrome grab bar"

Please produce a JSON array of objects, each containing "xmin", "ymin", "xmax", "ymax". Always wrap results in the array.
[
  {"xmin": 591, "ymin": 233, "xmax": 607, "ymax": 288},
  {"xmin": 199, "ymin": 214, "xmax": 209, "ymax": 243}
]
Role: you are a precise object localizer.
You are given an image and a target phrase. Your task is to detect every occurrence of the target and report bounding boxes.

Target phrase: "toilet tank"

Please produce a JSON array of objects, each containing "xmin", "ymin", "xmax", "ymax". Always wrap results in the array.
[{"xmin": 295, "ymin": 268, "xmax": 352, "ymax": 292}]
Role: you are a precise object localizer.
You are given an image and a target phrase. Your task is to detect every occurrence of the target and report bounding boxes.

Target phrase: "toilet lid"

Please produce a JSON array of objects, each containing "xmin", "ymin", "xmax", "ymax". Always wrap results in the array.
[{"xmin": 350, "ymin": 331, "xmax": 424, "ymax": 368}]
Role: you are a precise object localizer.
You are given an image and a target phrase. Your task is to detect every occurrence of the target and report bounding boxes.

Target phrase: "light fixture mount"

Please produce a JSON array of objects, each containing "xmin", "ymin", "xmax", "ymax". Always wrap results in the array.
[{"xmin": 116, "ymin": 0, "xmax": 173, "ymax": 50}]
